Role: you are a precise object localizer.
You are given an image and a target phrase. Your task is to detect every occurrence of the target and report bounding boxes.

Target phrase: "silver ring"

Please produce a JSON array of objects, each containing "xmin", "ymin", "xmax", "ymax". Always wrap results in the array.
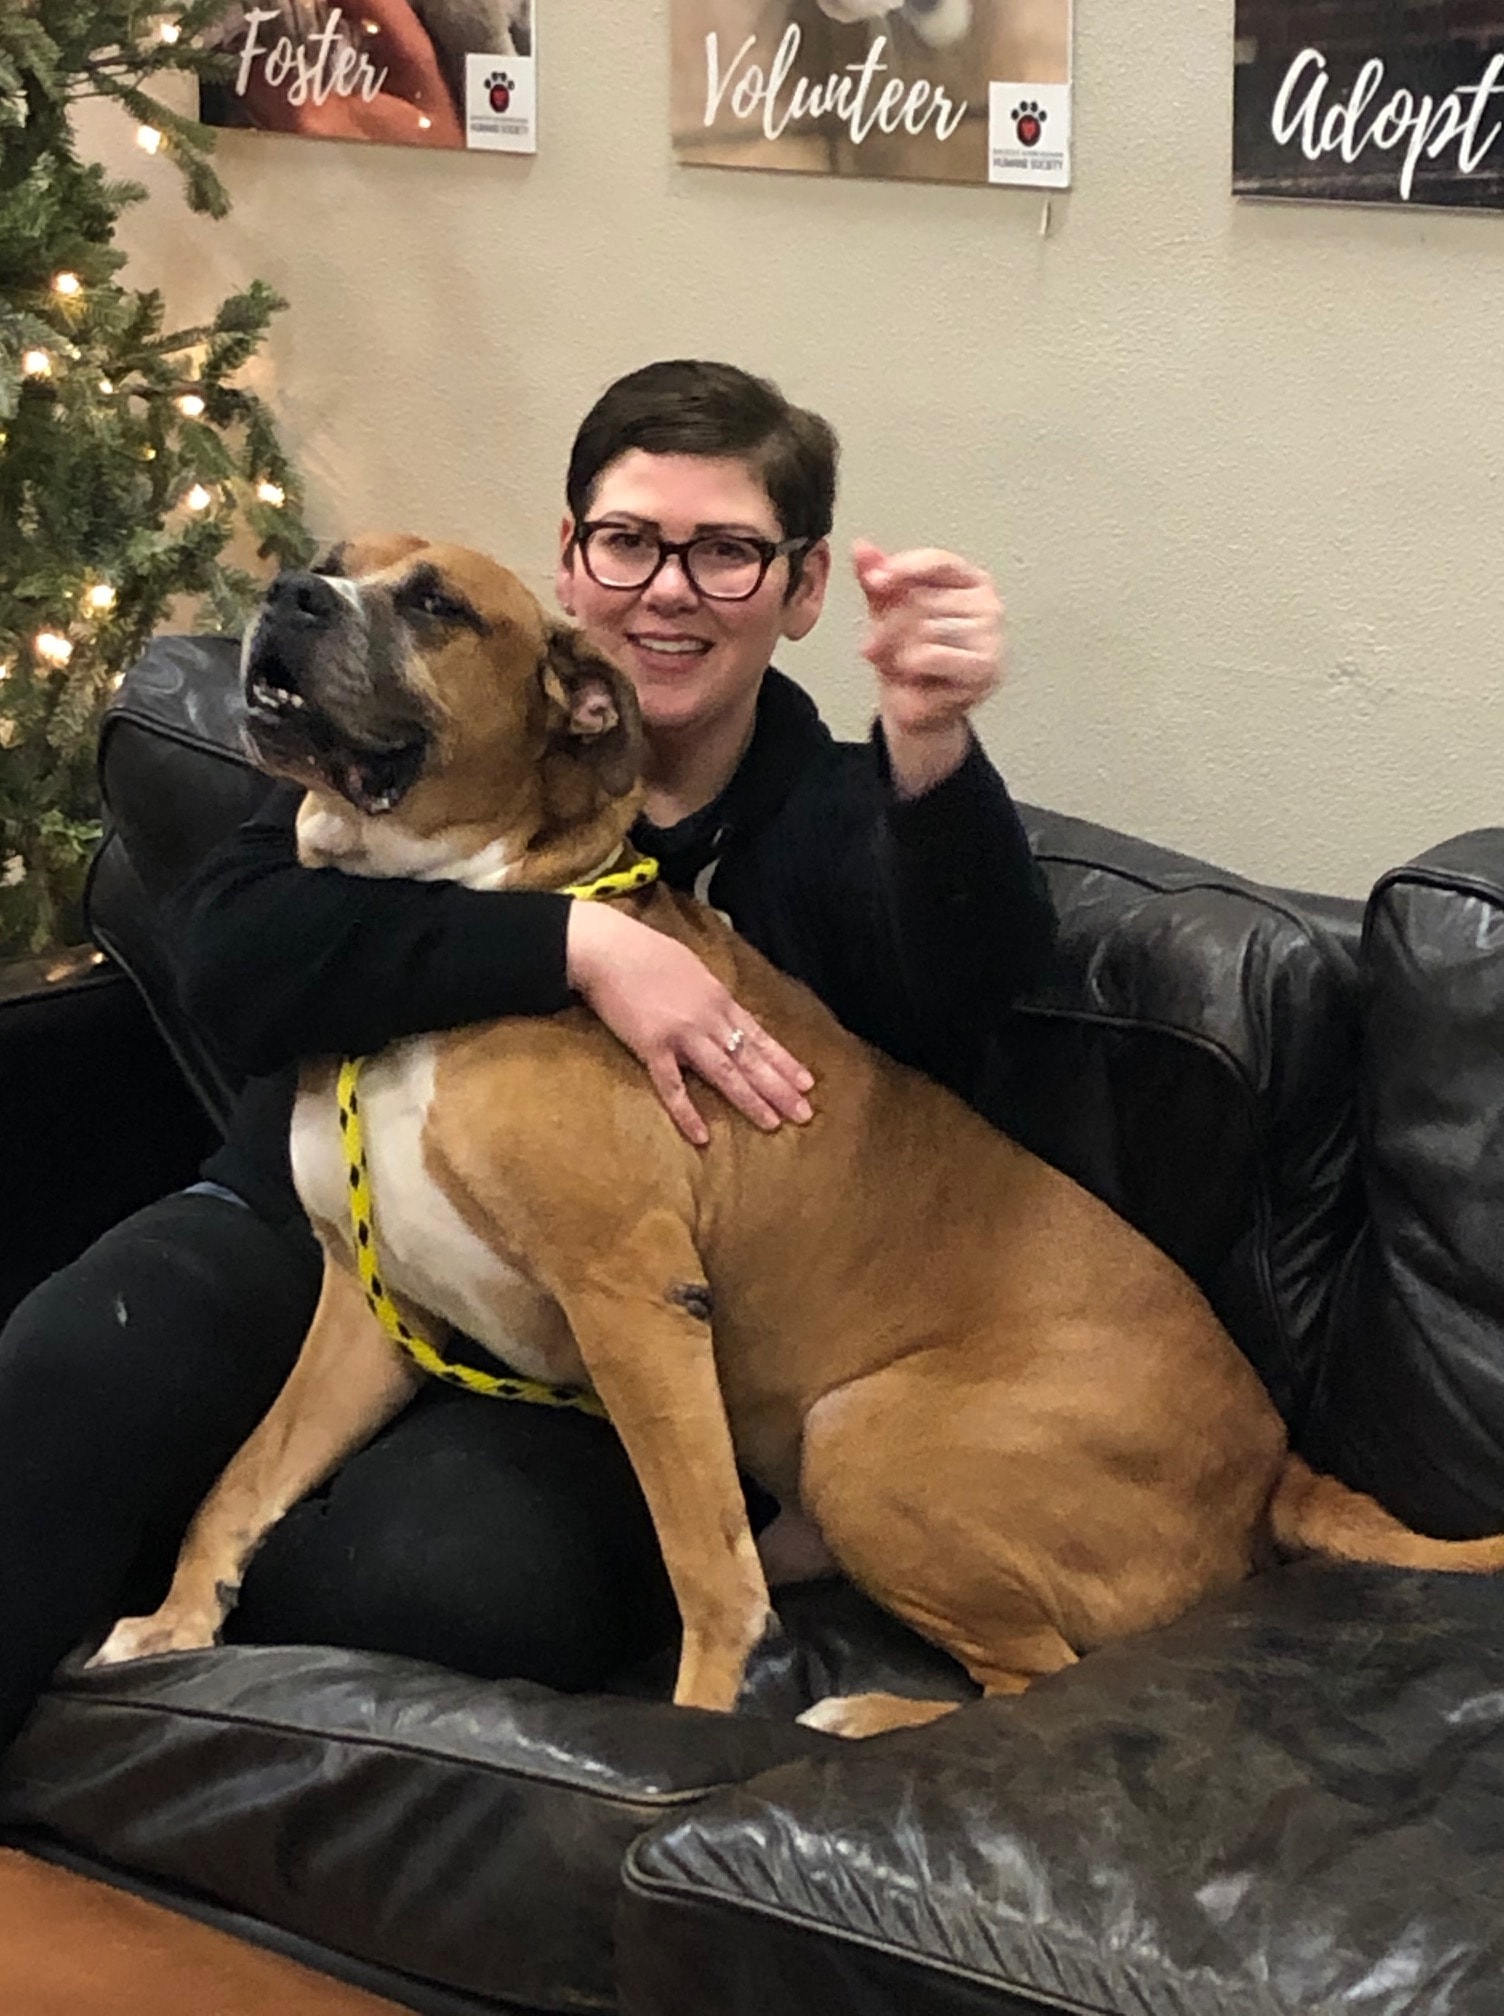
[{"xmin": 724, "ymin": 1027, "xmax": 746, "ymax": 1058}]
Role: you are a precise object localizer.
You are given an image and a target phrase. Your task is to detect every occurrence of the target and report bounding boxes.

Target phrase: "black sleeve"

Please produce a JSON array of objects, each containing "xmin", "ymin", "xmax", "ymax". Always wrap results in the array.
[
  {"xmin": 789, "ymin": 731, "xmax": 1057, "ymax": 1095},
  {"xmin": 170, "ymin": 784, "xmax": 575, "ymax": 1079}
]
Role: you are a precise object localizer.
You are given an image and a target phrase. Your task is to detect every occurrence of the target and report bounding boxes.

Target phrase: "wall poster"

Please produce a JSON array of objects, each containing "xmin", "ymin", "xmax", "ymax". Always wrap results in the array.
[
  {"xmin": 201, "ymin": 0, "xmax": 537, "ymax": 152},
  {"xmin": 671, "ymin": 0, "xmax": 1073, "ymax": 190},
  {"xmin": 1235, "ymin": 1, "xmax": 1504, "ymax": 209}
]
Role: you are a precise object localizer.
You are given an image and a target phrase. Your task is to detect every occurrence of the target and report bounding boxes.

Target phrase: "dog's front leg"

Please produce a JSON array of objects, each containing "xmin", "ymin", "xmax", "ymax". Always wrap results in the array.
[
  {"xmin": 557, "ymin": 1214, "xmax": 774, "ymax": 1713},
  {"xmin": 90, "ymin": 1256, "xmax": 420, "ymax": 1666}
]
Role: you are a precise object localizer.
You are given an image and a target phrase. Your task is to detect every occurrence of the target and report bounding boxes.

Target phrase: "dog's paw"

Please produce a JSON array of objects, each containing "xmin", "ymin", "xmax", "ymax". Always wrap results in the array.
[
  {"xmin": 797, "ymin": 1690, "xmax": 961, "ymax": 1738},
  {"xmin": 87, "ymin": 1612, "xmax": 219, "ymax": 1669}
]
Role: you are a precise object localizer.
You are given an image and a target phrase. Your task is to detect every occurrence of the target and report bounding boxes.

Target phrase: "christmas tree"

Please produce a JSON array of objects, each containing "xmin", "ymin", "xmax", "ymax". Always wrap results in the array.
[{"xmin": 0, "ymin": 0, "xmax": 313, "ymax": 960}]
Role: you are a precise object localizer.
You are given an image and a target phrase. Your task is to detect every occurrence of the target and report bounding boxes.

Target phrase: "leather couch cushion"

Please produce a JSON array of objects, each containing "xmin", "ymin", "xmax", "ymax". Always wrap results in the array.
[
  {"xmin": 1005, "ymin": 811, "xmax": 1363, "ymax": 1425},
  {"xmin": 620, "ymin": 1562, "xmax": 1504, "ymax": 2016},
  {"xmin": 1304, "ymin": 832, "xmax": 1504, "ymax": 1536},
  {"xmin": 0, "ymin": 1644, "xmax": 826, "ymax": 2013},
  {"xmin": 88, "ymin": 635, "xmax": 270, "ymax": 1132}
]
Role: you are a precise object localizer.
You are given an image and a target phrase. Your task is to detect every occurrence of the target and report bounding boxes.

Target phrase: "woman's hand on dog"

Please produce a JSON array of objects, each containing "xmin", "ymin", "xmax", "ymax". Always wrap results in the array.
[
  {"xmin": 567, "ymin": 903, "xmax": 815, "ymax": 1148},
  {"xmin": 854, "ymin": 541, "xmax": 1004, "ymax": 800}
]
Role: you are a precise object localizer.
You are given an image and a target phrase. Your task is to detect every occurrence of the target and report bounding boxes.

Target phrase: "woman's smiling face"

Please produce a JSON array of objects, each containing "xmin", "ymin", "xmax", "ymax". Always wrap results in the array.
[{"xmin": 556, "ymin": 451, "xmax": 829, "ymax": 745}]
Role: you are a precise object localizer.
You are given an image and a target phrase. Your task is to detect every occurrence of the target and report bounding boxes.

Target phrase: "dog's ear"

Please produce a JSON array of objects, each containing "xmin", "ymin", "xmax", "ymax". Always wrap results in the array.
[
  {"xmin": 539, "ymin": 626, "xmax": 641, "ymax": 801},
  {"xmin": 315, "ymin": 533, "xmax": 428, "ymax": 578}
]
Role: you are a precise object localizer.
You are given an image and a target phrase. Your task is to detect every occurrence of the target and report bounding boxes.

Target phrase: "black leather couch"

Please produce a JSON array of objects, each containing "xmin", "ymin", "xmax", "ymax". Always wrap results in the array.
[{"xmin": 4, "ymin": 634, "xmax": 1504, "ymax": 2015}]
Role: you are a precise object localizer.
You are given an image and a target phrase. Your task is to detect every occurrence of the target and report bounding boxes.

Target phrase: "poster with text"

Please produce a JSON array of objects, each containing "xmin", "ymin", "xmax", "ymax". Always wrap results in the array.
[
  {"xmin": 671, "ymin": 0, "xmax": 1073, "ymax": 190},
  {"xmin": 1234, "ymin": 1, "xmax": 1504, "ymax": 209},
  {"xmin": 201, "ymin": 0, "xmax": 536, "ymax": 152}
]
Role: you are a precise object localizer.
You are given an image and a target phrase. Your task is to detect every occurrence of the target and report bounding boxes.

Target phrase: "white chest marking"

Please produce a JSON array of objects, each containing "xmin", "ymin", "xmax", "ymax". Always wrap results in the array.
[
  {"xmin": 292, "ymin": 1039, "xmax": 585, "ymax": 1386},
  {"xmin": 298, "ymin": 805, "xmax": 521, "ymax": 889}
]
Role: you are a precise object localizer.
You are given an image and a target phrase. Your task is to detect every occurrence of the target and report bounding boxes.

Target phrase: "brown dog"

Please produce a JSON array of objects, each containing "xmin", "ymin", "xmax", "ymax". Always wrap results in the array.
[{"xmin": 92, "ymin": 537, "xmax": 1504, "ymax": 1735}]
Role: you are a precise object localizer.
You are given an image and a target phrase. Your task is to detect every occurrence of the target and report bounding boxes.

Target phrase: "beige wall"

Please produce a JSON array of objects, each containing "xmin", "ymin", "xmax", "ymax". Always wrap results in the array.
[{"xmin": 79, "ymin": 0, "xmax": 1504, "ymax": 895}]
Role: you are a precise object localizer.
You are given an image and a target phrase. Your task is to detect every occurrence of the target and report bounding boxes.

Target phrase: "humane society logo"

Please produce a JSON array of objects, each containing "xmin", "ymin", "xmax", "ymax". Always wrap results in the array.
[
  {"xmin": 1011, "ymin": 98, "xmax": 1046, "ymax": 145},
  {"xmin": 464, "ymin": 48, "xmax": 535, "ymax": 153},
  {"xmin": 987, "ymin": 78, "xmax": 1069, "ymax": 186}
]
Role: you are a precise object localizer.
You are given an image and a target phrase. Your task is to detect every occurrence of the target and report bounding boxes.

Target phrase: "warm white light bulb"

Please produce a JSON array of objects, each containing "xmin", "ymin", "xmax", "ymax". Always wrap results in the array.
[
  {"xmin": 184, "ymin": 484, "xmax": 213, "ymax": 512},
  {"xmin": 99, "ymin": 378, "xmax": 115, "ymax": 394},
  {"xmin": 86, "ymin": 583, "xmax": 117, "ymax": 612},
  {"xmin": 417, "ymin": 114, "xmax": 432, "ymax": 129},
  {"xmin": 22, "ymin": 349, "xmax": 52, "ymax": 378},
  {"xmin": 52, "ymin": 271, "xmax": 82, "ymax": 297},
  {"xmin": 177, "ymin": 392, "xmax": 206, "ymax": 418},
  {"xmin": 136, "ymin": 125, "xmax": 164, "ymax": 155},
  {"xmin": 255, "ymin": 480, "xmax": 286, "ymax": 507},
  {"xmin": 159, "ymin": 20, "xmax": 181, "ymax": 42},
  {"xmin": 35, "ymin": 632, "xmax": 74, "ymax": 666}
]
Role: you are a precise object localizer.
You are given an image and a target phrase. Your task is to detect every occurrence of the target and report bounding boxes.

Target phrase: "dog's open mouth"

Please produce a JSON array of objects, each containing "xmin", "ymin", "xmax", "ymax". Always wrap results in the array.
[{"xmin": 246, "ymin": 671, "xmax": 431, "ymax": 816}]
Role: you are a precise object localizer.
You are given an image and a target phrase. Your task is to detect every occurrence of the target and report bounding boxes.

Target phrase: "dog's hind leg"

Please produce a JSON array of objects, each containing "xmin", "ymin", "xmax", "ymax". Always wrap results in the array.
[
  {"xmin": 793, "ymin": 1365, "xmax": 1079, "ymax": 1737},
  {"xmin": 796, "ymin": 1579, "xmax": 1078, "ymax": 1738},
  {"xmin": 91, "ymin": 1255, "xmax": 420, "ymax": 1665}
]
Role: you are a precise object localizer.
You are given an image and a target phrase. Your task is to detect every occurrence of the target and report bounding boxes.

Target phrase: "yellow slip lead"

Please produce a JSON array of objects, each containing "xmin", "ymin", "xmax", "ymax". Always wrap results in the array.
[
  {"xmin": 338, "ymin": 1057, "xmax": 606, "ymax": 1414},
  {"xmin": 336, "ymin": 858, "xmax": 659, "ymax": 1412},
  {"xmin": 561, "ymin": 855, "xmax": 660, "ymax": 901}
]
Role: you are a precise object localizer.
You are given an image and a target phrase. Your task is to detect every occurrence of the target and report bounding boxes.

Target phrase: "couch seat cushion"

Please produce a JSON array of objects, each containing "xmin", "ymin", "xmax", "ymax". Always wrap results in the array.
[
  {"xmin": 0, "ymin": 1643, "xmax": 824, "ymax": 2013},
  {"xmin": 621, "ymin": 1563, "xmax": 1504, "ymax": 2016}
]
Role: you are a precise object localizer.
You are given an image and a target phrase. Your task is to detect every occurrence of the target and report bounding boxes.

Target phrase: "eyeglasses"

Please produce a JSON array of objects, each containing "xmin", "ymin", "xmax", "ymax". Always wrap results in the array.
[{"xmin": 574, "ymin": 521, "xmax": 809, "ymax": 602}]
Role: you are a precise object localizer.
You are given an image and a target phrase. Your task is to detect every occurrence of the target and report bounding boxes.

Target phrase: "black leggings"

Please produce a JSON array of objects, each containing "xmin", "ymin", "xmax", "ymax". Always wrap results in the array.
[{"xmin": 0, "ymin": 1191, "xmax": 677, "ymax": 1753}]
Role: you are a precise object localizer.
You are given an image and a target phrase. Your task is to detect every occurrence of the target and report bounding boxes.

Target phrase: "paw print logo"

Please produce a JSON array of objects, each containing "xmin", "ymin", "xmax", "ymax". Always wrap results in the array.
[
  {"xmin": 486, "ymin": 70, "xmax": 514, "ymax": 113},
  {"xmin": 1011, "ymin": 100, "xmax": 1046, "ymax": 147}
]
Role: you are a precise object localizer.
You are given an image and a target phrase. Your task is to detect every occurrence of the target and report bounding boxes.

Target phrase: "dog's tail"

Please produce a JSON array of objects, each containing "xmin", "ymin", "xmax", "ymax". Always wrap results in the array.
[{"xmin": 1269, "ymin": 1454, "xmax": 1504, "ymax": 1572}]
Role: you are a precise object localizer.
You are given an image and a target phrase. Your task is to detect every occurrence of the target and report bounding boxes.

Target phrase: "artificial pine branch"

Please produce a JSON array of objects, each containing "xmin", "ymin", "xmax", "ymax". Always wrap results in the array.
[{"xmin": 0, "ymin": 0, "xmax": 313, "ymax": 959}]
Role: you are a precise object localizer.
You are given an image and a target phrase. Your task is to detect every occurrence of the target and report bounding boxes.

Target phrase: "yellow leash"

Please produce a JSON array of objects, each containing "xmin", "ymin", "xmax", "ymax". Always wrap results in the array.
[
  {"xmin": 560, "ymin": 855, "xmax": 660, "ymax": 902},
  {"xmin": 338, "ymin": 853, "xmax": 660, "ymax": 1415}
]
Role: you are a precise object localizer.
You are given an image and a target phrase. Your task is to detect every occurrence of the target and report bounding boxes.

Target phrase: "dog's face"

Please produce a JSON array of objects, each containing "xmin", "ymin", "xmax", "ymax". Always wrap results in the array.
[
  {"xmin": 242, "ymin": 535, "xmax": 640, "ymax": 831},
  {"xmin": 815, "ymin": 0, "xmax": 973, "ymax": 49}
]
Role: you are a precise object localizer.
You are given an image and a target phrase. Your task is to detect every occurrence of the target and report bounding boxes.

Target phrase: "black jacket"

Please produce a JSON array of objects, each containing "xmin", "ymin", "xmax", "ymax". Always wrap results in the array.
[{"xmin": 177, "ymin": 671, "xmax": 1057, "ymax": 1230}]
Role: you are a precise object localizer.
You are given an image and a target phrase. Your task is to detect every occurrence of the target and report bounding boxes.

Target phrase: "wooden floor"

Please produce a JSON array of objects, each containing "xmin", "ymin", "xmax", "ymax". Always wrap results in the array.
[{"xmin": 0, "ymin": 1848, "xmax": 408, "ymax": 2014}]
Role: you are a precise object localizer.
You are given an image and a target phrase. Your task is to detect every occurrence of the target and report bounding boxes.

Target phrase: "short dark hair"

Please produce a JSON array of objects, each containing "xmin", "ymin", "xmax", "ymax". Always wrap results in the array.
[{"xmin": 565, "ymin": 360, "xmax": 839, "ymax": 547}]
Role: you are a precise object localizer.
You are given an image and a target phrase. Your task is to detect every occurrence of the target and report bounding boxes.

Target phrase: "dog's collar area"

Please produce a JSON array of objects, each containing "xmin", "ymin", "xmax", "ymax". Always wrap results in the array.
[{"xmin": 561, "ymin": 852, "xmax": 661, "ymax": 902}]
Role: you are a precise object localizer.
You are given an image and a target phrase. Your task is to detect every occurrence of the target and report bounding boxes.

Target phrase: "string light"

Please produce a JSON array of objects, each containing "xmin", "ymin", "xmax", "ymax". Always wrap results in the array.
[
  {"xmin": 22, "ymin": 350, "xmax": 52, "ymax": 378},
  {"xmin": 52, "ymin": 271, "xmax": 82, "ymax": 297},
  {"xmin": 99, "ymin": 378, "xmax": 115, "ymax": 394},
  {"xmin": 417, "ymin": 115, "xmax": 432, "ymax": 130},
  {"xmin": 159, "ymin": 20, "xmax": 181, "ymax": 42},
  {"xmin": 255, "ymin": 480, "xmax": 285, "ymax": 506},
  {"xmin": 86, "ymin": 583, "xmax": 117, "ymax": 613},
  {"xmin": 35, "ymin": 632, "xmax": 74, "ymax": 667},
  {"xmin": 184, "ymin": 483, "xmax": 212, "ymax": 511},
  {"xmin": 177, "ymin": 392, "xmax": 205, "ymax": 418},
  {"xmin": 136, "ymin": 125, "xmax": 163, "ymax": 155}
]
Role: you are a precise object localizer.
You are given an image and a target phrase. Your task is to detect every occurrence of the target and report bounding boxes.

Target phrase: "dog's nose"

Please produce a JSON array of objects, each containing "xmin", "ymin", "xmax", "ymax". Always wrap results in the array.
[{"xmin": 264, "ymin": 570, "xmax": 347, "ymax": 630}]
